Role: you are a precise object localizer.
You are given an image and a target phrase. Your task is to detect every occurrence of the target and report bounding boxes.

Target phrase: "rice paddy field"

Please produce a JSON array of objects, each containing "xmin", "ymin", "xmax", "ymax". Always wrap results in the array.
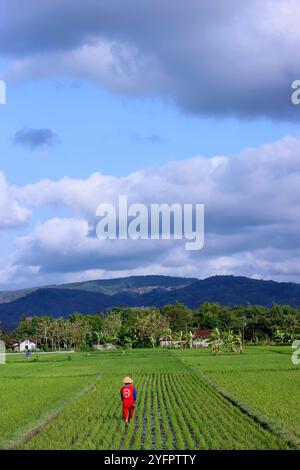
[{"xmin": 0, "ymin": 346, "xmax": 299, "ymax": 450}]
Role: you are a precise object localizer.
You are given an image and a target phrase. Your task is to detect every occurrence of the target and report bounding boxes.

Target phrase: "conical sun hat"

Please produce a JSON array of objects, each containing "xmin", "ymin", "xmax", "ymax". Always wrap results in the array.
[{"xmin": 122, "ymin": 376, "xmax": 133, "ymax": 383}]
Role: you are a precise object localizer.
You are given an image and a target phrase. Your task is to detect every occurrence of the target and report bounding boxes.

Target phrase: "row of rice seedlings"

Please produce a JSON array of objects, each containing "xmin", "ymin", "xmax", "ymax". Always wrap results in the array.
[
  {"xmin": 86, "ymin": 382, "xmax": 120, "ymax": 449},
  {"xmin": 65, "ymin": 382, "xmax": 114, "ymax": 449},
  {"xmin": 181, "ymin": 372, "xmax": 244, "ymax": 448},
  {"xmin": 2, "ymin": 375, "xmax": 92, "ymax": 449},
  {"xmin": 182, "ymin": 372, "xmax": 250, "ymax": 449},
  {"xmin": 180, "ymin": 372, "xmax": 249, "ymax": 449},
  {"xmin": 209, "ymin": 369, "xmax": 300, "ymax": 440},
  {"xmin": 125, "ymin": 374, "xmax": 149, "ymax": 450},
  {"xmin": 159, "ymin": 373, "xmax": 186, "ymax": 450},
  {"xmin": 167, "ymin": 372, "xmax": 208, "ymax": 449},
  {"xmin": 97, "ymin": 399, "xmax": 122, "ymax": 449},
  {"xmin": 85, "ymin": 378, "xmax": 128, "ymax": 449},
  {"xmin": 141, "ymin": 374, "xmax": 154, "ymax": 449},
  {"xmin": 21, "ymin": 376, "xmax": 100, "ymax": 450},
  {"xmin": 152, "ymin": 373, "xmax": 163, "ymax": 449},
  {"xmin": 190, "ymin": 371, "xmax": 261, "ymax": 448},
  {"xmin": 104, "ymin": 378, "xmax": 135, "ymax": 450},
  {"xmin": 24, "ymin": 377, "xmax": 115, "ymax": 449},
  {"xmin": 163, "ymin": 373, "xmax": 195, "ymax": 449},
  {"xmin": 156, "ymin": 374, "xmax": 174, "ymax": 449},
  {"xmin": 186, "ymin": 371, "xmax": 287, "ymax": 449}
]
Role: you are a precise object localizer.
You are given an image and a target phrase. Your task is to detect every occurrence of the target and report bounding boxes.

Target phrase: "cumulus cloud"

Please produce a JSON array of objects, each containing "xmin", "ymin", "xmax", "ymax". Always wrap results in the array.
[
  {"xmin": 13, "ymin": 217, "xmax": 171, "ymax": 274},
  {"xmin": 1, "ymin": 0, "xmax": 300, "ymax": 119},
  {"xmin": 0, "ymin": 172, "xmax": 31, "ymax": 229},
  {"xmin": 14, "ymin": 135, "xmax": 300, "ymax": 229},
  {"xmin": 13, "ymin": 127, "xmax": 58, "ymax": 150},
  {"xmin": 0, "ymin": 135, "xmax": 296, "ymax": 287}
]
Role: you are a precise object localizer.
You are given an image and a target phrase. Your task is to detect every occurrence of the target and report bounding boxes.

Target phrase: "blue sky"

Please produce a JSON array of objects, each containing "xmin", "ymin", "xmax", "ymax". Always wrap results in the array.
[
  {"xmin": 1, "ymin": 0, "xmax": 300, "ymax": 289},
  {"xmin": 1, "ymin": 79, "xmax": 300, "ymax": 185}
]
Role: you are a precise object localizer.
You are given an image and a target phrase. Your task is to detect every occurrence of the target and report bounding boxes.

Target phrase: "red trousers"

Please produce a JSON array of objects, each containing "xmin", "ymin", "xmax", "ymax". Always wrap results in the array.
[{"xmin": 123, "ymin": 404, "xmax": 135, "ymax": 420}]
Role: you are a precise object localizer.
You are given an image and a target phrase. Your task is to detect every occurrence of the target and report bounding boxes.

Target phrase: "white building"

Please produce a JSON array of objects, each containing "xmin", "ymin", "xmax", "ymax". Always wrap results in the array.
[{"xmin": 19, "ymin": 340, "xmax": 37, "ymax": 352}]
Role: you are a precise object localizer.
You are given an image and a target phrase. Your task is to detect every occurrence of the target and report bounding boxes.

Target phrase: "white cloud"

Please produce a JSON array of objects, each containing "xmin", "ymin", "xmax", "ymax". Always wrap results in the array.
[
  {"xmin": 14, "ymin": 135, "xmax": 300, "ymax": 230},
  {"xmin": 0, "ymin": 135, "xmax": 295, "ymax": 287},
  {"xmin": 0, "ymin": 172, "xmax": 31, "ymax": 229},
  {"xmin": 13, "ymin": 216, "xmax": 171, "ymax": 275}
]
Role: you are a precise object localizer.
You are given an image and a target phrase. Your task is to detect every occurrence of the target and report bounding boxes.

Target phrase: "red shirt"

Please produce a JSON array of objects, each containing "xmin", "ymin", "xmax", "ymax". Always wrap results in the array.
[{"xmin": 120, "ymin": 385, "xmax": 136, "ymax": 407}]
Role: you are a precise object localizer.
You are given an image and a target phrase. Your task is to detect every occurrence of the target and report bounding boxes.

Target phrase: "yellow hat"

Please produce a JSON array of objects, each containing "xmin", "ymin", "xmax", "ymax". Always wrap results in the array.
[{"xmin": 122, "ymin": 376, "xmax": 133, "ymax": 384}]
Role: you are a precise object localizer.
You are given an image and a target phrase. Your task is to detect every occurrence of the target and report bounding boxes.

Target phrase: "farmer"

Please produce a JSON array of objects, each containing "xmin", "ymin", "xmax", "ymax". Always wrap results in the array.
[
  {"xmin": 120, "ymin": 376, "xmax": 137, "ymax": 426},
  {"xmin": 25, "ymin": 347, "xmax": 31, "ymax": 361}
]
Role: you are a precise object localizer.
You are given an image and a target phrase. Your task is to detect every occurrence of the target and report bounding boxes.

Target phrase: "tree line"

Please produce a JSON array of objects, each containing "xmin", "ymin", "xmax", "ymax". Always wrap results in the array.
[{"xmin": 1, "ymin": 301, "xmax": 300, "ymax": 350}]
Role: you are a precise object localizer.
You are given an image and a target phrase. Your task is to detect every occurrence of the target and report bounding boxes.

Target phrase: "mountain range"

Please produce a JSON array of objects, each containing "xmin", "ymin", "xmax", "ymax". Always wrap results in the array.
[{"xmin": 1, "ymin": 274, "xmax": 300, "ymax": 328}]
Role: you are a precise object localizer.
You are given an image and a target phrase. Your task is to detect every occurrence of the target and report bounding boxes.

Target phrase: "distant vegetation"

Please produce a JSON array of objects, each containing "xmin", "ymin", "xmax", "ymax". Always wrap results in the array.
[
  {"xmin": 1, "ymin": 301, "xmax": 299, "ymax": 351},
  {"xmin": 3, "ymin": 275, "xmax": 300, "ymax": 327}
]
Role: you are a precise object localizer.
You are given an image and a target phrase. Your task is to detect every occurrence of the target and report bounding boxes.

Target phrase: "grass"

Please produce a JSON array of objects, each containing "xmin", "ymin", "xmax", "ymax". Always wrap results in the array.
[{"xmin": 0, "ymin": 346, "xmax": 298, "ymax": 450}]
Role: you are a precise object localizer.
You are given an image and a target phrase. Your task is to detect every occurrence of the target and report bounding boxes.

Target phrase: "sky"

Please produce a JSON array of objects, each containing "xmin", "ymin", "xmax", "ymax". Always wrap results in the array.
[{"xmin": 1, "ymin": 0, "xmax": 300, "ymax": 289}]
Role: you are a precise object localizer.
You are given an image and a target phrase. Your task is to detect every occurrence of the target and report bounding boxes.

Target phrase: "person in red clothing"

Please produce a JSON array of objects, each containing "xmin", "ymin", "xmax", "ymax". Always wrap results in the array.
[{"xmin": 120, "ymin": 376, "xmax": 137, "ymax": 426}]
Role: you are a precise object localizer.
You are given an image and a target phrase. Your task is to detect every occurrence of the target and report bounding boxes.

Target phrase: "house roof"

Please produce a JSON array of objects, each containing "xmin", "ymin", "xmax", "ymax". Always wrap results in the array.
[
  {"xmin": 20, "ymin": 339, "xmax": 36, "ymax": 345},
  {"xmin": 3, "ymin": 339, "xmax": 18, "ymax": 347},
  {"xmin": 194, "ymin": 329, "xmax": 212, "ymax": 338}
]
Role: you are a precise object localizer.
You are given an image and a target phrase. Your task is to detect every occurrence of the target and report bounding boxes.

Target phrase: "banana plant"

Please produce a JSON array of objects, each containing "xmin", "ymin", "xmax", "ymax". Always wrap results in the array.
[
  {"xmin": 173, "ymin": 330, "xmax": 184, "ymax": 348},
  {"xmin": 209, "ymin": 328, "xmax": 224, "ymax": 355},
  {"xmin": 223, "ymin": 330, "xmax": 243, "ymax": 353},
  {"xmin": 184, "ymin": 331, "xmax": 194, "ymax": 349},
  {"xmin": 124, "ymin": 336, "xmax": 134, "ymax": 348}
]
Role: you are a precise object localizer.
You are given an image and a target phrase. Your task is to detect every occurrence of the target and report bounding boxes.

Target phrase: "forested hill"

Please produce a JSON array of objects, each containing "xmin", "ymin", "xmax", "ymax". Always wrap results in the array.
[{"xmin": 1, "ymin": 274, "xmax": 300, "ymax": 327}]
